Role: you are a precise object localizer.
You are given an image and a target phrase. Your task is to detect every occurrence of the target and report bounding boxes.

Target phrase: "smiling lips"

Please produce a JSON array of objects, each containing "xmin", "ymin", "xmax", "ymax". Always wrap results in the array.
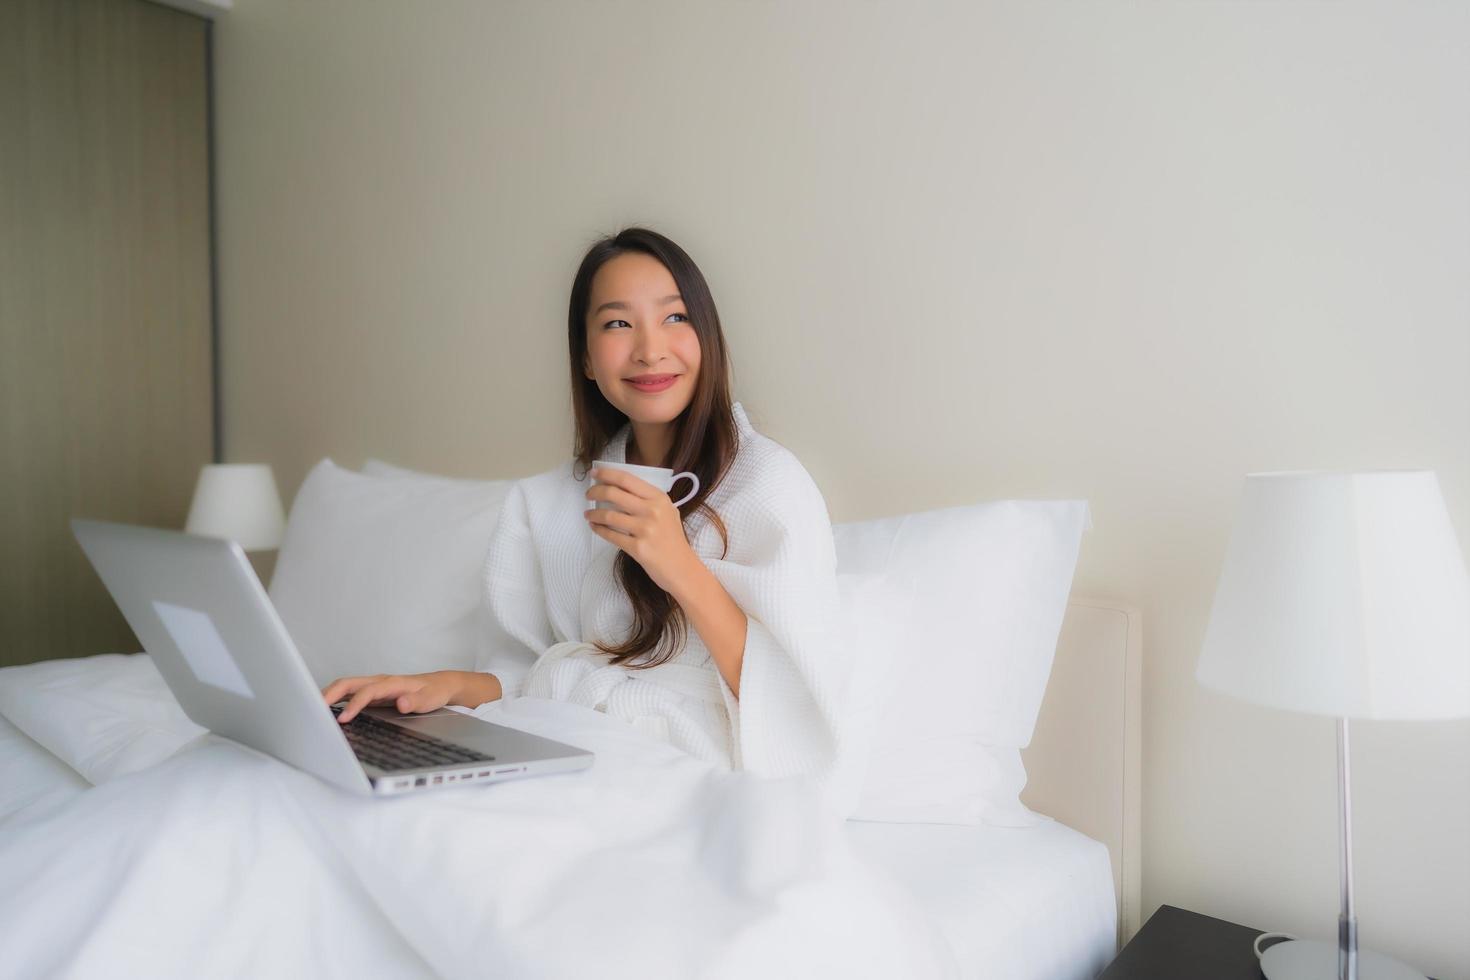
[{"xmin": 626, "ymin": 374, "xmax": 678, "ymax": 393}]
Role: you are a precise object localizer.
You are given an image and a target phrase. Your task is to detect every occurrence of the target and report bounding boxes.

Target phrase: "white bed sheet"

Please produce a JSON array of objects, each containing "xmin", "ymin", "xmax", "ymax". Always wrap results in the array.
[
  {"xmin": 845, "ymin": 818, "xmax": 1118, "ymax": 980},
  {"xmin": 0, "ymin": 664, "xmax": 1116, "ymax": 980}
]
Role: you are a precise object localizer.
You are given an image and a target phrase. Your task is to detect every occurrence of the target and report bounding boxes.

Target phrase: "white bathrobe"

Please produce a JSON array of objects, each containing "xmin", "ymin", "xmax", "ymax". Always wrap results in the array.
[{"xmin": 477, "ymin": 402, "xmax": 846, "ymax": 783}]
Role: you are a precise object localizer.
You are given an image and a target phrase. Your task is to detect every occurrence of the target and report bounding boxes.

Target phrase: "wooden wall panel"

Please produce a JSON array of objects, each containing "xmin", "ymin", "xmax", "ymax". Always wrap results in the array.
[{"xmin": 0, "ymin": 0, "xmax": 213, "ymax": 666}]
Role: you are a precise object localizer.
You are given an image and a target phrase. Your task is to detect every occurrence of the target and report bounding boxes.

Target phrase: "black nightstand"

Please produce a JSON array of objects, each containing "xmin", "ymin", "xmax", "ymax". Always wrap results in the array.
[{"xmin": 1098, "ymin": 905, "xmax": 1438, "ymax": 980}]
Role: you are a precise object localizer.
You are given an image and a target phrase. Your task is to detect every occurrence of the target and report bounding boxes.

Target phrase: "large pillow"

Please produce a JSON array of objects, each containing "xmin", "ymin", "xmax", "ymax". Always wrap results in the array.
[
  {"xmin": 361, "ymin": 458, "xmax": 487, "ymax": 485},
  {"xmin": 835, "ymin": 499, "xmax": 1091, "ymax": 826},
  {"xmin": 359, "ymin": 458, "xmax": 525, "ymax": 671},
  {"xmin": 826, "ymin": 571, "xmax": 916, "ymax": 820},
  {"xmin": 0, "ymin": 653, "xmax": 208, "ymax": 785},
  {"xmin": 268, "ymin": 458, "xmax": 512, "ymax": 688}
]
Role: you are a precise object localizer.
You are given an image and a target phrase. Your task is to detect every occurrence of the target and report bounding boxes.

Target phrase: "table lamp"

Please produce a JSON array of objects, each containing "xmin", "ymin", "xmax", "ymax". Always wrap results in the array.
[
  {"xmin": 185, "ymin": 463, "xmax": 286, "ymax": 551},
  {"xmin": 1197, "ymin": 470, "xmax": 1470, "ymax": 980}
]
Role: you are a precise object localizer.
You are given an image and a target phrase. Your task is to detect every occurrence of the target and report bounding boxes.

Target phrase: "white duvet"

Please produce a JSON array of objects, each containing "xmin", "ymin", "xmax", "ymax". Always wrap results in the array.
[{"xmin": 0, "ymin": 654, "xmax": 960, "ymax": 980}]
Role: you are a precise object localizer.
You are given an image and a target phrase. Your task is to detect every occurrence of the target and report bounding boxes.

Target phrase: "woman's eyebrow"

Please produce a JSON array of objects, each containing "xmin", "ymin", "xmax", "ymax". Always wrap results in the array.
[{"xmin": 592, "ymin": 294, "xmax": 683, "ymax": 316}]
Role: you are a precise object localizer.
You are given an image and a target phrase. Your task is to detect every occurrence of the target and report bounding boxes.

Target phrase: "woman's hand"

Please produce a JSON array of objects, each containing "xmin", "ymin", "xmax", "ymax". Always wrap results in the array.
[
  {"xmin": 321, "ymin": 671, "xmax": 460, "ymax": 723},
  {"xmin": 584, "ymin": 466, "xmax": 700, "ymax": 595}
]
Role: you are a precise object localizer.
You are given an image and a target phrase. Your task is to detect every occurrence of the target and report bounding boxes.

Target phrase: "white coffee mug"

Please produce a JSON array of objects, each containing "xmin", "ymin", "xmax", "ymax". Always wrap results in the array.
[{"xmin": 586, "ymin": 460, "xmax": 701, "ymax": 511}]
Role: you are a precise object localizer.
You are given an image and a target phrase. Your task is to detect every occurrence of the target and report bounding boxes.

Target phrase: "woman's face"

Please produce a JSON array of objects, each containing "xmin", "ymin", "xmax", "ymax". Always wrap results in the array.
[{"xmin": 583, "ymin": 252, "xmax": 702, "ymax": 425}]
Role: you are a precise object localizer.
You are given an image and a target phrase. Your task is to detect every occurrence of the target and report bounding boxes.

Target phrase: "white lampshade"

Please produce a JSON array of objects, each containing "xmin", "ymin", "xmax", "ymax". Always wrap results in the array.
[
  {"xmin": 185, "ymin": 463, "xmax": 286, "ymax": 551},
  {"xmin": 1197, "ymin": 470, "xmax": 1470, "ymax": 720}
]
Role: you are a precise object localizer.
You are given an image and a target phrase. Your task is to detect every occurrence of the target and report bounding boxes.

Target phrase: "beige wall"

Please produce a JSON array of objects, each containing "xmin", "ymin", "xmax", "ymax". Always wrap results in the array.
[{"xmin": 215, "ymin": 2, "xmax": 1469, "ymax": 975}]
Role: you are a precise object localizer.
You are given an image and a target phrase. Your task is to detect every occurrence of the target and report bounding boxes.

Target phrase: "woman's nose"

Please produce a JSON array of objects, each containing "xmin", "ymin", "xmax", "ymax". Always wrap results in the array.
[{"xmin": 632, "ymin": 333, "xmax": 666, "ymax": 365}]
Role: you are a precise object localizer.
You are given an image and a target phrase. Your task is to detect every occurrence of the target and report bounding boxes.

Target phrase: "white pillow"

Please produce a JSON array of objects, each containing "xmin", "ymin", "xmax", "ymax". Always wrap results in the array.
[
  {"xmin": 834, "ymin": 499, "xmax": 1091, "ymax": 826},
  {"xmin": 0, "ymin": 653, "xmax": 208, "ymax": 785},
  {"xmin": 359, "ymin": 458, "xmax": 526, "ymax": 672},
  {"xmin": 826, "ymin": 571, "xmax": 916, "ymax": 820},
  {"xmin": 361, "ymin": 458, "xmax": 488, "ymax": 485},
  {"xmin": 268, "ymin": 458, "xmax": 512, "ymax": 688}
]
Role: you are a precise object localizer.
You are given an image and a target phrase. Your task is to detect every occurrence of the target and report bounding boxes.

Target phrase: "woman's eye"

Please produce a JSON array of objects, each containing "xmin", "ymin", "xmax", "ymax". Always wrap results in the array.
[{"xmin": 603, "ymin": 314, "xmax": 687, "ymax": 329}]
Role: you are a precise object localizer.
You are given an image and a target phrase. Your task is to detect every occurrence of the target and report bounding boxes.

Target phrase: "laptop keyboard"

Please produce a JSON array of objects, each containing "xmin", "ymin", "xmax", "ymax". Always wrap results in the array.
[{"xmin": 331, "ymin": 704, "xmax": 495, "ymax": 772}]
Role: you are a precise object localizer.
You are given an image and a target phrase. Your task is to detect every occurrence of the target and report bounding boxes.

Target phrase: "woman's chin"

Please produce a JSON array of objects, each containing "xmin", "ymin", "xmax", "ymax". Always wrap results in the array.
[{"xmin": 615, "ymin": 393, "xmax": 691, "ymax": 424}]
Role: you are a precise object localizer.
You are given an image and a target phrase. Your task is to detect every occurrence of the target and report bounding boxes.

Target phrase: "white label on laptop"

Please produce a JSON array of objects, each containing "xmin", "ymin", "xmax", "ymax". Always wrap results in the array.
[{"xmin": 151, "ymin": 600, "xmax": 257, "ymax": 699}]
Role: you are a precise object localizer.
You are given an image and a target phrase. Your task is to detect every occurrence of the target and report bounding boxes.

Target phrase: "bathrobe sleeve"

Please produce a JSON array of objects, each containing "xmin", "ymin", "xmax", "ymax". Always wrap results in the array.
[
  {"xmin": 701, "ymin": 452, "xmax": 846, "ymax": 781},
  {"xmin": 476, "ymin": 480, "xmax": 553, "ymax": 701}
]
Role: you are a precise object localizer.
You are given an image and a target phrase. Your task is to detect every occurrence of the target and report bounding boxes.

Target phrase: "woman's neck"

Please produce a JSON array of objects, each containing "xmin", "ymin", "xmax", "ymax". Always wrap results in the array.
[{"xmin": 627, "ymin": 422, "xmax": 671, "ymax": 468}]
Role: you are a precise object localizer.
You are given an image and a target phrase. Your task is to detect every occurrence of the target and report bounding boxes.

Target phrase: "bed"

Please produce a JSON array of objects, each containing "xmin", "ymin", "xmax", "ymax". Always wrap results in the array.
[
  {"xmin": 0, "ymin": 589, "xmax": 1139, "ymax": 980},
  {"xmin": 0, "ymin": 456, "xmax": 1139, "ymax": 978}
]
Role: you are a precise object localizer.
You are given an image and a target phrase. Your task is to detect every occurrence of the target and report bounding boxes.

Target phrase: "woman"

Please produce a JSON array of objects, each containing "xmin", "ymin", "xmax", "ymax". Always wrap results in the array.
[{"xmin": 322, "ymin": 227, "xmax": 845, "ymax": 780}]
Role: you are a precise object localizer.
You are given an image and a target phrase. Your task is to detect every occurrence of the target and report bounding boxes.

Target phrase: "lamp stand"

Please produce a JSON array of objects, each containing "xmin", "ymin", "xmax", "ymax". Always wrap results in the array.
[{"xmin": 1259, "ymin": 719, "xmax": 1427, "ymax": 980}]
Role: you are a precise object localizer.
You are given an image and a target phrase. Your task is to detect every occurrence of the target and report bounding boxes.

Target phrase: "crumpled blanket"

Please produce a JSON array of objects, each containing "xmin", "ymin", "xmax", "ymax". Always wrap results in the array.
[{"xmin": 0, "ymin": 653, "xmax": 959, "ymax": 980}]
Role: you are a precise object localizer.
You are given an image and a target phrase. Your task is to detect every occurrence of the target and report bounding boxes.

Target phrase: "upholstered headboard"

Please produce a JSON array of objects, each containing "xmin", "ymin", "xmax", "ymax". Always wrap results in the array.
[{"xmin": 1021, "ymin": 596, "xmax": 1144, "ymax": 947}]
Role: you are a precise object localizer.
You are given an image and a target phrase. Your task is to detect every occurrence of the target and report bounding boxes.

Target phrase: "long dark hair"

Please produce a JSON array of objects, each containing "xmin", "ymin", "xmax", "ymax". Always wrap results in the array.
[{"xmin": 568, "ymin": 227, "xmax": 739, "ymax": 669}]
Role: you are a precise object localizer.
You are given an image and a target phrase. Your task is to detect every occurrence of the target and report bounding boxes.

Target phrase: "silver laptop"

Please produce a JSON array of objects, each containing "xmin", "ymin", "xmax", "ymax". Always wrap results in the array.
[{"xmin": 71, "ymin": 518, "xmax": 594, "ymax": 797}]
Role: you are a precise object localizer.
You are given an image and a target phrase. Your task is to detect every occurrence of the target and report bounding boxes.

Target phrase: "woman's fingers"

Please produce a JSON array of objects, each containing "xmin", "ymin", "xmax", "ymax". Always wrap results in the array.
[
  {"xmin": 321, "ymin": 675, "xmax": 380, "ymax": 706},
  {"xmin": 336, "ymin": 679, "xmax": 408, "ymax": 723},
  {"xmin": 586, "ymin": 506, "xmax": 635, "ymax": 535},
  {"xmin": 322, "ymin": 675, "xmax": 362, "ymax": 701},
  {"xmin": 586, "ymin": 483, "xmax": 643, "ymax": 514},
  {"xmin": 322, "ymin": 674, "xmax": 447, "ymax": 722}
]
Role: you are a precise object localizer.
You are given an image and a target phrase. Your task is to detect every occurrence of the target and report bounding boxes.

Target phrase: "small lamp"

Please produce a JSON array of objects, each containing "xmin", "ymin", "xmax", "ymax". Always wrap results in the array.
[
  {"xmin": 1197, "ymin": 470, "xmax": 1469, "ymax": 980},
  {"xmin": 185, "ymin": 463, "xmax": 286, "ymax": 551}
]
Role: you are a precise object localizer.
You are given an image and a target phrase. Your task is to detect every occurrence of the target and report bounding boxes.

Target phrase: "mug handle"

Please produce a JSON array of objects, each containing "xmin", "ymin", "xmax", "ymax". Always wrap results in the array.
[{"xmin": 669, "ymin": 471, "xmax": 700, "ymax": 508}]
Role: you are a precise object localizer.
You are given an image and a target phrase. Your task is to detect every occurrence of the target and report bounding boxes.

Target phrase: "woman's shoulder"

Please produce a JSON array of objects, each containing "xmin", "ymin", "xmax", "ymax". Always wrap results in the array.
[
  {"xmin": 690, "ymin": 409, "xmax": 834, "ymax": 568},
  {"xmin": 516, "ymin": 459, "xmax": 578, "ymax": 494},
  {"xmin": 729, "ymin": 429, "xmax": 816, "ymax": 492},
  {"xmin": 494, "ymin": 461, "xmax": 581, "ymax": 527},
  {"xmin": 717, "ymin": 407, "xmax": 831, "ymax": 525}
]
